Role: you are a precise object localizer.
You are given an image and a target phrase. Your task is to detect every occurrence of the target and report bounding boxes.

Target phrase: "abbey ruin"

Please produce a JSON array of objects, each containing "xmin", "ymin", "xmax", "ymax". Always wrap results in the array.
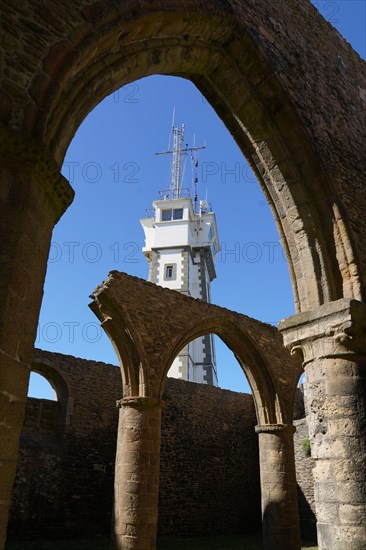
[
  {"xmin": 1, "ymin": 1, "xmax": 366, "ymax": 549},
  {"xmin": 8, "ymin": 346, "xmax": 314, "ymax": 543}
]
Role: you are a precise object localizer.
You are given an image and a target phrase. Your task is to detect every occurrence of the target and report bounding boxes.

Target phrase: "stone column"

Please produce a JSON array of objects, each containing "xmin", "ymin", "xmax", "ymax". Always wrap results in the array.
[
  {"xmin": 280, "ymin": 299, "xmax": 366, "ymax": 550},
  {"xmin": 0, "ymin": 128, "xmax": 73, "ymax": 548},
  {"xmin": 113, "ymin": 397, "xmax": 163, "ymax": 550},
  {"xmin": 256, "ymin": 424, "xmax": 301, "ymax": 550}
]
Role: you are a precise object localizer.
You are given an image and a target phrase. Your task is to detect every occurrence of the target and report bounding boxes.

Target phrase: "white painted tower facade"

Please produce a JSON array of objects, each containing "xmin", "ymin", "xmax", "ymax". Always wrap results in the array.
[{"xmin": 140, "ymin": 124, "xmax": 220, "ymax": 385}]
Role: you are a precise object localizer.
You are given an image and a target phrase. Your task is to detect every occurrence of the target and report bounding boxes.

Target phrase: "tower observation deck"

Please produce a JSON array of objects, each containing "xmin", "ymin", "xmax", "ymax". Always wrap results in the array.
[{"xmin": 140, "ymin": 122, "xmax": 220, "ymax": 385}]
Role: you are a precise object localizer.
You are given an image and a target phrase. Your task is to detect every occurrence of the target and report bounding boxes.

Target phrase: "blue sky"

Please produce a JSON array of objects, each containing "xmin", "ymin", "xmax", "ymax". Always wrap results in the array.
[{"xmin": 30, "ymin": 1, "xmax": 366, "ymax": 399}]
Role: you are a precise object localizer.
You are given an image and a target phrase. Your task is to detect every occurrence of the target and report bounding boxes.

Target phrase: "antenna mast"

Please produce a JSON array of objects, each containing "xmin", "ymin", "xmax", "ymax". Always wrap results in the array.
[
  {"xmin": 156, "ymin": 119, "xmax": 205, "ymax": 200},
  {"xmin": 170, "ymin": 124, "xmax": 185, "ymax": 199}
]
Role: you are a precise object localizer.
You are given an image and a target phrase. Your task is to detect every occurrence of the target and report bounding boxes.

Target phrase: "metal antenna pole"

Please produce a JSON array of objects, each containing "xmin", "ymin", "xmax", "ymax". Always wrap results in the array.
[
  {"xmin": 171, "ymin": 124, "xmax": 185, "ymax": 199},
  {"xmin": 156, "ymin": 122, "xmax": 206, "ymax": 200}
]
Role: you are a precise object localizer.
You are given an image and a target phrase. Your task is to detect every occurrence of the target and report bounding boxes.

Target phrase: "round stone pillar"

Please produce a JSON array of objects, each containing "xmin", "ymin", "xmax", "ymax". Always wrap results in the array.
[
  {"xmin": 113, "ymin": 397, "xmax": 163, "ymax": 550},
  {"xmin": 0, "ymin": 127, "xmax": 73, "ymax": 548},
  {"xmin": 280, "ymin": 299, "xmax": 366, "ymax": 550},
  {"xmin": 256, "ymin": 423, "xmax": 301, "ymax": 550}
]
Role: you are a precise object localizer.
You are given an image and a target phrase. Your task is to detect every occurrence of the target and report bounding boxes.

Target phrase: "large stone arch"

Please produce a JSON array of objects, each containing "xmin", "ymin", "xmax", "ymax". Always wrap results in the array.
[
  {"xmin": 1, "ymin": 1, "xmax": 366, "ymax": 548},
  {"xmin": 2, "ymin": 2, "xmax": 365, "ymax": 309}
]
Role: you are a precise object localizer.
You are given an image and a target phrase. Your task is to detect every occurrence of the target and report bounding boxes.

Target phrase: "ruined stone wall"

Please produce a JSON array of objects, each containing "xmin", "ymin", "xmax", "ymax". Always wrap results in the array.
[
  {"xmin": 8, "ymin": 350, "xmax": 122, "ymax": 538},
  {"xmin": 292, "ymin": 386, "xmax": 316, "ymax": 542},
  {"xmin": 8, "ymin": 349, "xmax": 262, "ymax": 539},
  {"xmin": 8, "ymin": 349, "xmax": 316, "ymax": 542}
]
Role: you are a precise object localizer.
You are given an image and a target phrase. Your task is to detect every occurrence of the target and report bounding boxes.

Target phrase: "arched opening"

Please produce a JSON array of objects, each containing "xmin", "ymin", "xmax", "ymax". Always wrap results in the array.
[
  {"xmin": 36, "ymin": 75, "xmax": 294, "ymax": 371},
  {"xmin": 22, "ymin": 361, "xmax": 71, "ymax": 441},
  {"xmin": 27, "ymin": 372, "xmax": 57, "ymax": 401},
  {"xmin": 24, "ymin": 368, "xmax": 62, "ymax": 433},
  {"xmin": 24, "ymin": 63, "xmax": 302, "ymax": 534},
  {"xmin": 13, "ymin": 73, "xmax": 300, "ymax": 545}
]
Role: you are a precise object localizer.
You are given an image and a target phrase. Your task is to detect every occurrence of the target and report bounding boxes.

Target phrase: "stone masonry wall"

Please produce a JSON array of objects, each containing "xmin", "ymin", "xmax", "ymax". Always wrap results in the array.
[
  {"xmin": 159, "ymin": 378, "xmax": 261, "ymax": 536},
  {"xmin": 8, "ymin": 349, "xmax": 315, "ymax": 542},
  {"xmin": 8, "ymin": 349, "xmax": 262, "ymax": 540},
  {"xmin": 292, "ymin": 386, "xmax": 317, "ymax": 543},
  {"xmin": 8, "ymin": 350, "xmax": 122, "ymax": 538},
  {"xmin": 294, "ymin": 418, "xmax": 317, "ymax": 542}
]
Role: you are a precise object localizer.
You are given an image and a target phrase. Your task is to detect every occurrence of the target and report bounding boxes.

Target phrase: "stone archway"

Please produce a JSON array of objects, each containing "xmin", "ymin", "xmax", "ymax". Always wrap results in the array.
[
  {"xmin": 90, "ymin": 270, "xmax": 303, "ymax": 549},
  {"xmin": 27, "ymin": 9, "xmax": 363, "ymax": 311},
  {"xmin": 1, "ymin": 1, "xmax": 366, "ymax": 548},
  {"xmin": 3, "ymin": 3, "xmax": 364, "ymax": 310}
]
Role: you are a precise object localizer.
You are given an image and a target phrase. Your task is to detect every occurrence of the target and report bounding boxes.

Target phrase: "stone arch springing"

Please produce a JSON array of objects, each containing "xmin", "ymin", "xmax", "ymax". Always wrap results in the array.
[
  {"xmin": 89, "ymin": 297, "xmax": 146, "ymax": 398},
  {"xmin": 90, "ymin": 272, "xmax": 303, "ymax": 423}
]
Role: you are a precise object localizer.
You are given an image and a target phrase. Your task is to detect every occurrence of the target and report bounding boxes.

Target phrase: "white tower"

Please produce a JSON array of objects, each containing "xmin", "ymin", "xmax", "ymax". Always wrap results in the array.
[{"xmin": 140, "ymin": 123, "xmax": 220, "ymax": 385}]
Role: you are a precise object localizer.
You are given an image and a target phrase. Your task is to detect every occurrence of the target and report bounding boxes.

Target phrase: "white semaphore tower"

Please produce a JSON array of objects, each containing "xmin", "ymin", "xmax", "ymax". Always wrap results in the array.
[{"xmin": 140, "ymin": 122, "xmax": 220, "ymax": 385}]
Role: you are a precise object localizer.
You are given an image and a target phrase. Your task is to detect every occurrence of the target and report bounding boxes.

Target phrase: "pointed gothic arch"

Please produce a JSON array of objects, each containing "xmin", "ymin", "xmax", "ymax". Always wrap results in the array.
[{"xmin": 26, "ymin": 7, "xmax": 362, "ymax": 310}]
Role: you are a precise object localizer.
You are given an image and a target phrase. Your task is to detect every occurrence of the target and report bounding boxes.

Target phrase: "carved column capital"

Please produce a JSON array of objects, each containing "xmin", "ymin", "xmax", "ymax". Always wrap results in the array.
[
  {"xmin": 279, "ymin": 298, "xmax": 366, "ymax": 365},
  {"xmin": 116, "ymin": 396, "xmax": 163, "ymax": 409},
  {"xmin": 255, "ymin": 423, "xmax": 296, "ymax": 435},
  {"xmin": 0, "ymin": 124, "xmax": 74, "ymax": 221}
]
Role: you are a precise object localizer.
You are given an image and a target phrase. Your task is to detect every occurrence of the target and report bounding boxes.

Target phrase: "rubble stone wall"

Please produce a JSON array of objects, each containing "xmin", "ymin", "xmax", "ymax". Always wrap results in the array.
[
  {"xmin": 8, "ymin": 349, "xmax": 264, "ymax": 539},
  {"xmin": 8, "ymin": 349, "xmax": 316, "ymax": 543}
]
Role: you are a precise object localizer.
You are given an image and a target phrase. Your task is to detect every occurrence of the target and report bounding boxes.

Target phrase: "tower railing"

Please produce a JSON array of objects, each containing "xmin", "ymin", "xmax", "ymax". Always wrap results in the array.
[
  {"xmin": 157, "ymin": 188, "xmax": 191, "ymax": 200},
  {"xmin": 144, "ymin": 208, "xmax": 155, "ymax": 218}
]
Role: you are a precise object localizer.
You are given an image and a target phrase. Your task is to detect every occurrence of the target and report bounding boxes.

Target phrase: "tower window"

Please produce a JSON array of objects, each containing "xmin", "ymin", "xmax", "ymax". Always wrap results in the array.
[
  {"xmin": 161, "ymin": 208, "xmax": 184, "ymax": 221},
  {"xmin": 164, "ymin": 264, "xmax": 176, "ymax": 280},
  {"xmin": 161, "ymin": 209, "xmax": 172, "ymax": 221},
  {"xmin": 173, "ymin": 208, "xmax": 183, "ymax": 220}
]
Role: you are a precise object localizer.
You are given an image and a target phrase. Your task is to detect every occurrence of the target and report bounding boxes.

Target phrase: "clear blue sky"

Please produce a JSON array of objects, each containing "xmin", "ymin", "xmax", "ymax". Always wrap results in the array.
[{"xmin": 30, "ymin": 1, "xmax": 366, "ymax": 399}]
